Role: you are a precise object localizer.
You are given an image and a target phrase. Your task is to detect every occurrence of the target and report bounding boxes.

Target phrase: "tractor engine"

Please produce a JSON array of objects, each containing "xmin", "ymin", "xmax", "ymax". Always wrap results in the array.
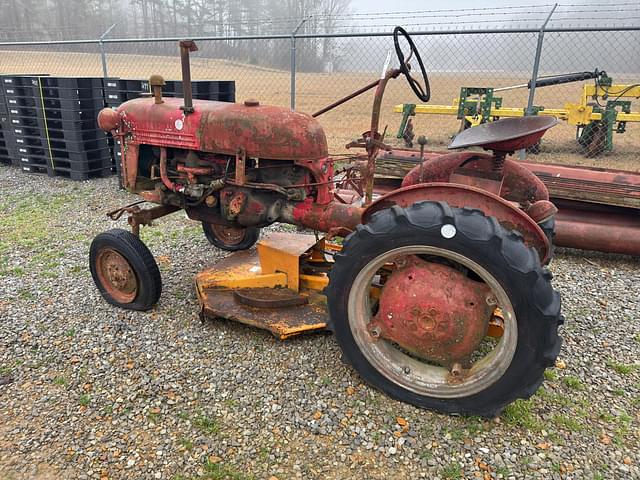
[{"xmin": 98, "ymin": 93, "xmax": 336, "ymax": 230}]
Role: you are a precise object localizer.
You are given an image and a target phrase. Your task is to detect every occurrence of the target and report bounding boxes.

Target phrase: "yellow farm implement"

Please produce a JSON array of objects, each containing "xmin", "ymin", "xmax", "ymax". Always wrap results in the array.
[{"xmin": 395, "ymin": 71, "xmax": 640, "ymax": 157}]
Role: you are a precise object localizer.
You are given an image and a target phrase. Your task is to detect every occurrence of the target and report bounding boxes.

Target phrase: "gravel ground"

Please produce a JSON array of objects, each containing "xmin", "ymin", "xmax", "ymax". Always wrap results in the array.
[{"xmin": 0, "ymin": 166, "xmax": 638, "ymax": 480}]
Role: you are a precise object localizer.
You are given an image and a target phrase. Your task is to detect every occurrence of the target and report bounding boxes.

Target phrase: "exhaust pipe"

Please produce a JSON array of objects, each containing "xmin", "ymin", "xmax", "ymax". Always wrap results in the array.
[{"xmin": 179, "ymin": 40, "xmax": 198, "ymax": 114}]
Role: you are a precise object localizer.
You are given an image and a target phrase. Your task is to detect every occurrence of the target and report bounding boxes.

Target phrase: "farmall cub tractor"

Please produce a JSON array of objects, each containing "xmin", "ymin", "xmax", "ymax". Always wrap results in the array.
[{"xmin": 92, "ymin": 28, "xmax": 562, "ymax": 417}]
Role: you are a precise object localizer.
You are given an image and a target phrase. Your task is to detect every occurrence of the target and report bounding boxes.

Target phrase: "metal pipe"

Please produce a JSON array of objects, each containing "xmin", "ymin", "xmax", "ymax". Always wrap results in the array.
[
  {"xmin": 159, "ymin": 147, "xmax": 185, "ymax": 193},
  {"xmin": 554, "ymin": 208, "xmax": 640, "ymax": 256},
  {"xmin": 98, "ymin": 23, "xmax": 118, "ymax": 81},
  {"xmin": 290, "ymin": 16, "xmax": 311, "ymax": 111},
  {"xmin": 525, "ymin": 4, "xmax": 557, "ymax": 117},
  {"xmin": 179, "ymin": 40, "xmax": 198, "ymax": 114},
  {"xmin": 0, "ymin": 26, "xmax": 638, "ymax": 47},
  {"xmin": 518, "ymin": 4, "xmax": 557, "ymax": 160},
  {"xmin": 312, "ymin": 78, "xmax": 382, "ymax": 117}
]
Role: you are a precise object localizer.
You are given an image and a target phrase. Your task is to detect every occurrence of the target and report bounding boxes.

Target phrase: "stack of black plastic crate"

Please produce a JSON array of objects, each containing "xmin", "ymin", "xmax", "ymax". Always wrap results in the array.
[
  {"xmin": 103, "ymin": 78, "xmax": 236, "ymax": 179},
  {"xmin": 0, "ymin": 84, "xmax": 13, "ymax": 166},
  {"xmin": 1, "ymin": 76, "xmax": 111, "ymax": 180}
]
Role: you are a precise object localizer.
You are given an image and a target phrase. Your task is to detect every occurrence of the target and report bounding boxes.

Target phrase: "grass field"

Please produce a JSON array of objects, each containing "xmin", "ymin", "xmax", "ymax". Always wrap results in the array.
[{"xmin": 2, "ymin": 49, "xmax": 638, "ymax": 171}]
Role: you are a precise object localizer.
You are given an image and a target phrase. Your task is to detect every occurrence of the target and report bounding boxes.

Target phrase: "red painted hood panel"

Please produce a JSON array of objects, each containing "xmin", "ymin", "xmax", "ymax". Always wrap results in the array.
[{"xmin": 118, "ymin": 97, "xmax": 328, "ymax": 160}]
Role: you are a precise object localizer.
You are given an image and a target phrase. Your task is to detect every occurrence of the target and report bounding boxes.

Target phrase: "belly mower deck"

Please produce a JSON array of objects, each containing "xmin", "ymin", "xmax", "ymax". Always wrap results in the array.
[{"xmin": 195, "ymin": 232, "xmax": 336, "ymax": 339}]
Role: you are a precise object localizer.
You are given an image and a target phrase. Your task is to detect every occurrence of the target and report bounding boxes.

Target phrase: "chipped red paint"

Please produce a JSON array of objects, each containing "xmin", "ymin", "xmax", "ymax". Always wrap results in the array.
[
  {"xmin": 400, "ymin": 151, "xmax": 549, "ymax": 204},
  {"xmin": 363, "ymin": 183, "xmax": 551, "ymax": 263},
  {"xmin": 280, "ymin": 198, "xmax": 364, "ymax": 233},
  {"xmin": 369, "ymin": 255, "xmax": 492, "ymax": 366},
  {"xmin": 111, "ymin": 97, "xmax": 328, "ymax": 161}
]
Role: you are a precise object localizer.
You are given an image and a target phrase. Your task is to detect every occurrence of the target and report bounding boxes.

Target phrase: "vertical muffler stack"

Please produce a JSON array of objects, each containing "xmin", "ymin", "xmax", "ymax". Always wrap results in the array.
[{"xmin": 179, "ymin": 40, "xmax": 198, "ymax": 114}]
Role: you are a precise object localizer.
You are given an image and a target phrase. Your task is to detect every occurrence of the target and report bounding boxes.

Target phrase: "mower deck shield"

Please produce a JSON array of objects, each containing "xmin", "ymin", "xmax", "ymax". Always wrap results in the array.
[{"xmin": 195, "ymin": 232, "xmax": 330, "ymax": 339}]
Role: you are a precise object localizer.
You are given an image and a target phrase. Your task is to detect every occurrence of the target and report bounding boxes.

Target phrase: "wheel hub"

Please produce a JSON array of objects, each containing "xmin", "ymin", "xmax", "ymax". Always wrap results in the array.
[
  {"xmin": 369, "ymin": 255, "xmax": 493, "ymax": 367},
  {"xmin": 96, "ymin": 249, "xmax": 137, "ymax": 303},
  {"xmin": 211, "ymin": 224, "xmax": 246, "ymax": 245}
]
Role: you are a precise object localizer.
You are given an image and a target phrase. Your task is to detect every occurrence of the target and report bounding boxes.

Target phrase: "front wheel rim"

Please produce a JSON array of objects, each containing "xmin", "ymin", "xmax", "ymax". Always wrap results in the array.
[
  {"xmin": 347, "ymin": 245, "xmax": 517, "ymax": 399},
  {"xmin": 95, "ymin": 248, "xmax": 138, "ymax": 303}
]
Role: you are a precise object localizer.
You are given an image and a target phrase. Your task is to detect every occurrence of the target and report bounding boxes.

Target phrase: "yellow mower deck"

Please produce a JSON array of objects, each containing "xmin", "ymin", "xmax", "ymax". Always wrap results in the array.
[{"xmin": 195, "ymin": 232, "xmax": 337, "ymax": 340}]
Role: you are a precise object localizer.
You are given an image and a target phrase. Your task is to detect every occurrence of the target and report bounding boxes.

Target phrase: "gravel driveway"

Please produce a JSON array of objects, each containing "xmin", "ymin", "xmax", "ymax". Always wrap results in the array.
[{"xmin": 0, "ymin": 167, "xmax": 638, "ymax": 480}]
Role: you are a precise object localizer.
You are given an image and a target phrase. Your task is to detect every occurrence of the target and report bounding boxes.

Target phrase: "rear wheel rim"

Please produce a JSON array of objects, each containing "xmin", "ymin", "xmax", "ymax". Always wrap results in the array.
[
  {"xmin": 95, "ymin": 248, "xmax": 138, "ymax": 303},
  {"xmin": 210, "ymin": 224, "xmax": 246, "ymax": 246},
  {"xmin": 348, "ymin": 245, "xmax": 517, "ymax": 399}
]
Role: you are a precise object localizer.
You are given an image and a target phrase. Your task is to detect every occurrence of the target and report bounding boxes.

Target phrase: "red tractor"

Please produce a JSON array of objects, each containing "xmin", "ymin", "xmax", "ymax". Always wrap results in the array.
[{"xmin": 92, "ymin": 28, "xmax": 562, "ymax": 416}]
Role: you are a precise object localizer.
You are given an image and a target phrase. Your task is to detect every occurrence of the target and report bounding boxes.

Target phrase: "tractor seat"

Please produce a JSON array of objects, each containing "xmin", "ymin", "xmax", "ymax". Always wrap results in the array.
[{"xmin": 448, "ymin": 116, "xmax": 558, "ymax": 153}]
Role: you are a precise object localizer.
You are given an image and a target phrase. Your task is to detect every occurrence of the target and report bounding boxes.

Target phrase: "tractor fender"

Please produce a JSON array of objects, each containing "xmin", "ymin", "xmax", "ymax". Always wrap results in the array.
[
  {"xmin": 401, "ymin": 153, "xmax": 549, "ymax": 204},
  {"xmin": 362, "ymin": 182, "xmax": 551, "ymax": 263}
]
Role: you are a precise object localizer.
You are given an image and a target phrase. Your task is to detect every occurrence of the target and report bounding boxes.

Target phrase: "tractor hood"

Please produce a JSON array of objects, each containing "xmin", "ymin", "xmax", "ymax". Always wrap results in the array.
[{"xmin": 114, "ymin": 97, "xmax": 329, "ymax": 161}]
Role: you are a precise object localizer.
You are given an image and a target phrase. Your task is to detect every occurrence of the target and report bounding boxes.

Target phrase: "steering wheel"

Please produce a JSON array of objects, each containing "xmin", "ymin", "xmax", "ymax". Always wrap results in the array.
[{"xmin": 393, "ymin": 26, "xmax": 430, "ymax": 102}]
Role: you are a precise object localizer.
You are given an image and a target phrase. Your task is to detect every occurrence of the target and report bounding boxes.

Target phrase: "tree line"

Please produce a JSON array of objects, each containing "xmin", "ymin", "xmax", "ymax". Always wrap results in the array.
[{"xmin": 0, "ymin": 0, "xmax": 352, "ymax": 72}]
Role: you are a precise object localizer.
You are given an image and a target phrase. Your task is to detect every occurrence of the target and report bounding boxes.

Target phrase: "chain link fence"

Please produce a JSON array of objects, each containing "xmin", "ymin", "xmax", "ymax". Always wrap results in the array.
[{"xmin": 1, "ymin": 24, "xmax": 638, "ymax": 171}]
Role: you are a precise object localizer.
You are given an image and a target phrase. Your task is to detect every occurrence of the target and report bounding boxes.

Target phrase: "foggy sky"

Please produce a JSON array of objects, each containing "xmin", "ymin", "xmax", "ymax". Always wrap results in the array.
[{"xmin": 350, "ymin": 0, "xmax": 630, "ymax": 13}]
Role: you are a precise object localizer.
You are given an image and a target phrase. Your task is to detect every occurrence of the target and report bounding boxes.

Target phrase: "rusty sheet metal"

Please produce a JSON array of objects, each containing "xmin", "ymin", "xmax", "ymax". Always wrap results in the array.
[
  {"xmin": 112, "ymin": 97, "xmax": 329, "ymax": 161},
  {"xmin": 363, "ymin": 183, "xmax": 551, "ymax": 263},
  {"xmin": 521, "ymin": 162, "xmax": 640, "ymax": 209},
  {"xmin": 369, "ymin": 256, "xmax": 492, "ymax": 366},
  {"xmin": 199, "ymin": 100, "xmax": 328, "ymax": 161},
  {"xmin": 199, "ymin": 288, "xmax": 327, "ymax": 340},
  {"xmin": 400, "ymin": 151, "xmax": 549, "ymax": 204},
  {"xmin": 195, "ymin": 242, "xmax": 328, "ymax": 339}
]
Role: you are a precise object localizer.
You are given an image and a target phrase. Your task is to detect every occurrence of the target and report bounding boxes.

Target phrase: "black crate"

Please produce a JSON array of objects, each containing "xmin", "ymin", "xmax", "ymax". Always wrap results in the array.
[
  {"xmin": 13, "ymin": 135, "xmax": 108, "ymax": 152},
  {"xmin": 8, "ymin": 106, "xmax": 38, "ymax": 118},
  {"xmin": 12, "ymin": 135, "xmax": 45, "ymax": 148},
  {"xmin": 51, "ymin": 156, "xmax": 113, "ymax": 172},
  {"xmin": 1, "ymin": 76, "xmax": 41, "ymax": 87},
  {"xmin": 12, "ymin": 126, "xmax": 107, "ymax": 142},
  {"xmin": 50, "ymin": 137, "xmax": 109, "ymax": 152},
  {"xmin": 54, "ymin": 147, "xmax": 112, "ymax": 163},
  {"xmin": 20, "ymin": 164, "xmax": 49, "ymax": 175},
  {"xmin": 7, "ymin": 95, "xmax": 104, "ymax": 111},
  {"xmin": 43, "ymin": 108, "xmax": 102, "ymax": 122},
  {"xmin": 14, "ymin": 144, "xmax": 110, "ymax": 161},
  {"xmin": 122, "ymin": 79, "xmax": 151, "ymax": 93},
  {"xmin": 17, "ymin": 154, "xmax": 49, "ymax": 168},
  {"xmin": 56, "ymin": 168, "xmax": 113, "ymax": 181},
  {"xmin": 38, "ymin": 77, "xmax": 104, "ymax": 89},
  {"xmin": 3, "ymin": 85, "xmax": 100, "ymax": 100},
  {"xmin": 103, "ymin": 78, "xmax": 121, "ymax": 91},
  {"xmin": 9, "ymin": 116, "xmax": 98, "ymax": 131},
  {"xmin": 9, "ymin": 107, "xmax": 101, "ymax": 123}
]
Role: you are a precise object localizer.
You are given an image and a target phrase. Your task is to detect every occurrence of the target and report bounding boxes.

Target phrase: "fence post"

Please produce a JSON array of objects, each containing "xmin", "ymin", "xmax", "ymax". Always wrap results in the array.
[
  {"xmin": 99, "ymin": 23, "xmax": 118, "ymax": 81},
  {"xmin": 290, "ymin": 16, "xmax": 311, "ymax": 111},
  {"xmin": 519, "ymin": 4, "xmax": 557, "ymax": 159}
]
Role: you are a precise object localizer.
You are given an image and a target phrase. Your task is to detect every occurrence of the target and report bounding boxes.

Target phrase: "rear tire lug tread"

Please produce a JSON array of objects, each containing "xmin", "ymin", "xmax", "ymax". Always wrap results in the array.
[{"xmin": 328, "ymin": 201, "xmax": 562, "ymax": 416}]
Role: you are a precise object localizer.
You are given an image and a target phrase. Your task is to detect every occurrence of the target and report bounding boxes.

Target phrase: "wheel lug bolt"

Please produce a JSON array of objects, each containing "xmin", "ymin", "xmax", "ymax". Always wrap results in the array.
[
  {"xmin": 450, "ymin": 362, "xmax": 462, "ymax": 376},
  {"xmin": 486, "ymin": 296, "xmax": 498, "ymax": 306},
  {"xmin": 403, "ymin": 366, "xmax": 411, "ymax": 375},
  {"xmin": 370, "ymin": 326, "xmax": 381, "ymax": 338}
]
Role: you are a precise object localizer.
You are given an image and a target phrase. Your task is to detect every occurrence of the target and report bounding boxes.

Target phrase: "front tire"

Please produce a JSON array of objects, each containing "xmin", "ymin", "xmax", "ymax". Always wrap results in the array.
[
  {"xmin": 90, "ymin": 228, "xmax": 162, "ymax": 311},
  {"xmin": 326, "ymin": 201, "xmax": 562, "ymax": 417}
]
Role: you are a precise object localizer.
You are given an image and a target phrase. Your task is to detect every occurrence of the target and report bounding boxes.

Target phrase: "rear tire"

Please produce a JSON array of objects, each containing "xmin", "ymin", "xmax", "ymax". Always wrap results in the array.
[
  {"xmin": 90, "ymin": 229, "xmax": 162, "ymax": 311},
  {"xmin": 202, "ymin": 223, "xmax": 260, "ymax": 251},
  {"xmin": 326, "ymin": 201, "xmax": 562, "ymax": 417}
]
